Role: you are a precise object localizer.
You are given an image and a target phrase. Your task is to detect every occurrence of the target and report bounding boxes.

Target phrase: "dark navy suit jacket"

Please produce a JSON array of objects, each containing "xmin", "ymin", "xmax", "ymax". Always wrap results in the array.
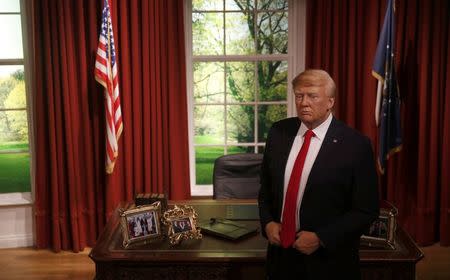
[{"xmin": 258, "ymin": 117, "xmax": 379, "ymax": 279}]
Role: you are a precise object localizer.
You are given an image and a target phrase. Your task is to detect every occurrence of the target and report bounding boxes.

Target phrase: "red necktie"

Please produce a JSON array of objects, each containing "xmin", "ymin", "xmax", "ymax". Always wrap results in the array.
[{"xmin": 280, "ymin": 129, "xmax": 315, "ymax": 248}]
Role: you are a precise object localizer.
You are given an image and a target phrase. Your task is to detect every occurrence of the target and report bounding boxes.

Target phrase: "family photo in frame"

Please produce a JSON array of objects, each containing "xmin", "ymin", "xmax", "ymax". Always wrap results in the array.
[
  {"xmin": 172, "ymin": 217, "xmax": 193, "ymax": 234},
  {"xmin": 161, "ymin": 205, "xmax": 202, "ymax": 245},
  {"xmin": 126, "ymin": 210, "xmax": 158, "ymax": 238},
  {"xmin": 119, "ymin": 201, "xmax": 162, "ymax": 248}
]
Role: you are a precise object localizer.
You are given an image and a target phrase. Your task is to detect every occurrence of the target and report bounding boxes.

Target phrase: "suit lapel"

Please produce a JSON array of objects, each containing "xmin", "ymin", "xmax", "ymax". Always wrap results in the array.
[
  {"xmin": 277, "ymin": 118, "xmax": 301, "ymax": 210},
  {"xmin": 303, "ymin": 117, "xmax": 343, "ymax": 196},
  {"xmin": 281, "ymin": 119, "xmax": 301, "ymax": 167}
]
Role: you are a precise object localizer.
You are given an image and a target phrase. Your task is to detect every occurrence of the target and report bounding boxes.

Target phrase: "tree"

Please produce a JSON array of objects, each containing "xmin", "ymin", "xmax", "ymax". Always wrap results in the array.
[
  {"xmin": 12, "ymin": 69, "xmax": 25, "ymax": 81},
  {"xmin": 0, "ymin": 77, "xmax": 18, "ymax": 141},
  {"xmin": 192, "ymin": 0, "xmax": 288, "ymax": 148},
  {"xmin": 227, "ymin": 0, "xmax": 288, "ymax": 146},
  {"xmin": 4, "ymin": 82, "xmax": 28, "ymax": 141}
]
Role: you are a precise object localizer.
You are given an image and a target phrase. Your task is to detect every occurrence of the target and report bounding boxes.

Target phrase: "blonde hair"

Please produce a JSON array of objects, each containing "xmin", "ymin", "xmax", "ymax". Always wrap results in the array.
[{"xmin": 292, "ymin": 69, "xmax": 336, "ymax": 97}]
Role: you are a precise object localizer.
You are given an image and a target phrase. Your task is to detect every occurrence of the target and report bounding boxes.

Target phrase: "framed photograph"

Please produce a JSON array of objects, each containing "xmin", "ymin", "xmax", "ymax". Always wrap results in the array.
[
  {"xmin": 360, "ymin": 203, "xmax": 397, "ymax": 249},
  {"xmin": 119, "ymin": 201, "xmax": 162, "ymax": 248},
  {"xmin": 161, "ymin": 205, "xmax": 202, "ymax": 245},
  {"xmin": 171, "ymin": 217, "xmax": 193, "ymax": 234}
]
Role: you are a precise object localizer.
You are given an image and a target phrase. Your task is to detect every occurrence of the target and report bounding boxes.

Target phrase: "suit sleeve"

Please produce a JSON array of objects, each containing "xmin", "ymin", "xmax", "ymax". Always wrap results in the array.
[
  {"xmin": 315, "ymin": 136, "xmax": 380, "ymax": 251},
  {"xmin": 258, "ymin": 125, "xmax": 276, "ymax": 238}
]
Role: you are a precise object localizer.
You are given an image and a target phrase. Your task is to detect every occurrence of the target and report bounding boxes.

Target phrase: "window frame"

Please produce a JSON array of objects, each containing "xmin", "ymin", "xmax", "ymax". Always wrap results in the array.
[
  {"xmin": 185, "ymin": 0, "xmax": 305, "ymax": 196},
  {"xmin": 0, "ymin": 0, "xmax": 34, "ymax": 205}
]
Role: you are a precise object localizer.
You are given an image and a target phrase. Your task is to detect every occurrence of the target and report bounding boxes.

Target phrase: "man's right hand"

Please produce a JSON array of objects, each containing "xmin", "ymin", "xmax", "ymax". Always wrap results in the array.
[{"xmin": 265, "ymin": 221, "xmax": 281, "ymax": 246}]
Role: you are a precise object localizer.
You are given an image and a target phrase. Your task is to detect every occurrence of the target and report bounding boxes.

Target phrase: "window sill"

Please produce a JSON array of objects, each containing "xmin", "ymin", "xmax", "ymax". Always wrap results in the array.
[
  {"xmin": 191, "ymin": 184, "xmax": 213, "ymax": 197},
  {"xmin": 0, "ymin": 192, "xmax": 33, "ymax": 207}
]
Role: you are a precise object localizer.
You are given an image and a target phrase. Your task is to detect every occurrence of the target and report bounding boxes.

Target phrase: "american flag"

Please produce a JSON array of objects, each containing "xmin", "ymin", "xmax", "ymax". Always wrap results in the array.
[{"xmin": 94, "ymin": 0, "xmax": 123, "ymax": 174}]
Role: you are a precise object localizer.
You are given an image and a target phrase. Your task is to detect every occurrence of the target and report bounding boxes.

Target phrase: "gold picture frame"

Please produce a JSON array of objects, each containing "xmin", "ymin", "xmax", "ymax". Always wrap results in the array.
[
  {"xmin": 119, "ymin": 201, "xmax": 162, "ymax": 248},
  {"xmin": 360, "ymin": 204, "xmax": 397, "ymax": 249},
  {"xmin": 161, "ymin": 205, "xmax": 202, "ymax": 245}
]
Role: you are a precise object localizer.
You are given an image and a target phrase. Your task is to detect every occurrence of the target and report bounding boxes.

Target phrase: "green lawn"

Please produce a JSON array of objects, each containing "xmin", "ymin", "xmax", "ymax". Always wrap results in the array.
[
  {"xmin": 195, "ymin": 146, "xmax": 223, "ymax": 184},
  {"xmin": 195, "ymin": 137, "xmax": 247, "ymax": 184},
  {"xmin": 0, "ymin": 136, "xmax": 256, "ymax": 191},
  {"xmin": 0, "ymin": 153, "xmax": 30, "ymax": 193},
  {"xmin": 194, "ymin": 135, "xmax": 222, "ymax": 145},
  {"xmin": 0, "ymin": 141, "xmax": 29, "ymax": 151}
]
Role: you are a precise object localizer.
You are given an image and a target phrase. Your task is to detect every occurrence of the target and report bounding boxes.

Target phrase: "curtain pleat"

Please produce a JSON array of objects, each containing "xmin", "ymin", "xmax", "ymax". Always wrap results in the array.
[
  {"xmin": 31, "ymin": 0, "xmax": 190, "ymax": 251},
  {"xmin": 306, "ymin": 0, "xmax": 450, "ymax": 246},
  {"xmin": 30, "ymin": 0, "xmax": 449, "ymax": 251}
]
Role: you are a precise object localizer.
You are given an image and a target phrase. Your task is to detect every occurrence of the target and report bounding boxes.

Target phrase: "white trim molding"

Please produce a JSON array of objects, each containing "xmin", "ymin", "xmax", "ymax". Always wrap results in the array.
[{"xmin": 0, "ymin": 203, "xmax": 33, "ymax": 248}]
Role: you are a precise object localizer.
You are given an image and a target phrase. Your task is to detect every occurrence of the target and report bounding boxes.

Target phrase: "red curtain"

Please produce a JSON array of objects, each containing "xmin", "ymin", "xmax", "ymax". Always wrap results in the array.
[
  {"xmin": 306, "ymin": 0, "xmax": 450, "ymax": 246},
  {"xmin": 31, "ymin": 0, "xmax": 190, "ymax": 251}
]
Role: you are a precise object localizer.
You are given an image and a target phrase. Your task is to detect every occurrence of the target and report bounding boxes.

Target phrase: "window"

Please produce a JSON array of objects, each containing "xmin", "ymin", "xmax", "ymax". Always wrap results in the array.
[
  {"xmin": 186, "ymin": 0, "xmax": 305, "ymax": 195},
  {"xmin": 0, "ymin": 0, "xmax": 31, "ymax": 198}
]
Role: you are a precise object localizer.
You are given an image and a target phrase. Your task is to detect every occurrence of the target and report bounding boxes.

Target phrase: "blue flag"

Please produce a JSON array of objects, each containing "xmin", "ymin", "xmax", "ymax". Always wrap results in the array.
[{"xmin": 371, "ymin": 0, "xmax": 402, "ymax": 173}]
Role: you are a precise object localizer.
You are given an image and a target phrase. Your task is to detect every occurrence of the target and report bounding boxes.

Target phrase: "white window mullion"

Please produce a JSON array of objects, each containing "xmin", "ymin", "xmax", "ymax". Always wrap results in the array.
[
  {"xmin": 0, "ymin": 59, "xmax": 23, "ymax": 65},
  {"xmin": 187, "ymin": 0, "xmax": 306, "ymax": 195},
  {"xmin": 223, "ymin": 4, "xmax": 227, "ymax": 155},
  {"xmin": 254, "ymin": 2, "xmax": 259, "ymax": 154},
  {"xmin": 195, "ymin": 101, "xmax": 287, "ymax": 106},
  {"xmin": 287, "ymin": 0, "xmax": 306, "ymax": 117},
  {"xmin": 192, "ymin": 54, "xmax": 288, "ymax": 62},
  {"xmin": 223, "ymin": 61, "xmax": 228, "ymax": 155},
  {"xmin": 184, "ymin": 0, "xmax": 196, "ymax": 189}
]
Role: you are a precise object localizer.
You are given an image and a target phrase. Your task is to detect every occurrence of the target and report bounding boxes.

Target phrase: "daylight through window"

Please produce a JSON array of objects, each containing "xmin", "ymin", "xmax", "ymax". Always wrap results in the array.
[
  {"xmin": 0, "ymin": 0, "xmax": 30, "ymax": 194},
  {"xmin": 190, "ymin": 0, "xmax": 289, "ymax": 186}
]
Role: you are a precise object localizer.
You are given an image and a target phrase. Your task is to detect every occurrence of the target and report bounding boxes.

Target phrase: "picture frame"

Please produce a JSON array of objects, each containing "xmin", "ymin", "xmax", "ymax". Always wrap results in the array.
[
  {"xmin": 119, "ymin": 201, "xmax": 162, "ymax": 248},
  {"xmin": 360, "ymin": 203, "xmax": 398, "ymax": 249},
  {"xmin": 161, "ymin": 205, "xmax": 202, "ymax": 245}
]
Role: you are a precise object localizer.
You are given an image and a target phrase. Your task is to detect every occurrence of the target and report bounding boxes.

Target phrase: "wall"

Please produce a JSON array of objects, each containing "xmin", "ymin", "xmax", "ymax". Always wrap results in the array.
[{"xmin": 0, "ymin": 192, "xmax": 34, "ymax": 248}]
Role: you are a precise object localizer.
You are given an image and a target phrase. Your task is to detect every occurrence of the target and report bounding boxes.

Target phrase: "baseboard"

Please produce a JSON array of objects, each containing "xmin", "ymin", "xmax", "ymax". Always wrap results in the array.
[
  {"xmin": 0, "ymin": 233, "xmax": 33, "ymax": 248},
  {"xmin": 0, "ymin": 203, "xmax": 34, "ymax": 249}
]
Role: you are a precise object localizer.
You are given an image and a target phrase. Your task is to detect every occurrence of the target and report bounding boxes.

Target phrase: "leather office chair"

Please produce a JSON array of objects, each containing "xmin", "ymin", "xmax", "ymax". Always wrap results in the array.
[{"xmin": 212, "ymin": 153, "xmax": 263, "ymax": 199}]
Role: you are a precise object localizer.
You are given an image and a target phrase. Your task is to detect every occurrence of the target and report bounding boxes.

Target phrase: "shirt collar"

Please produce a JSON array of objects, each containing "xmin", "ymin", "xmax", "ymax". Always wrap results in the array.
[{"xmin": 298, "ymin": 113, "xmax": 333, "ymax": 141}]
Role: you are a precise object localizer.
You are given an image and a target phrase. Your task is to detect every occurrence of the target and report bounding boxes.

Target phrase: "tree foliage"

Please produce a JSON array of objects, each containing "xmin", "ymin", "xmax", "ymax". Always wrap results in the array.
[
  {"xmin": 12, "ymin": 69, "xmax": 25, "ymax": 81},
  {"xmin": 193, "ymin": 0, "xmax": 288, "ymax": 147},
  {"xmin": 227, "ymin": 0, "xmax": 288, "ymax": 144},
  {"xmin": 0, "ymin": 69, "xmax": 28, "ymax": 142}
]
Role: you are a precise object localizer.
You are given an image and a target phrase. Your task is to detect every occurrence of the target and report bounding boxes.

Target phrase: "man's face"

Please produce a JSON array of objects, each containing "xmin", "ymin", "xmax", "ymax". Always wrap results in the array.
[{"xmin": 293, "ymin": 78, "xmax": 334, "ymax": 129}]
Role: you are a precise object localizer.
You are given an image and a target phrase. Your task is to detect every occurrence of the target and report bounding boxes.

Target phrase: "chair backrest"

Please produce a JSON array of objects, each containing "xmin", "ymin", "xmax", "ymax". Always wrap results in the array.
[{"xmin": 213, "ymin": 153, "xmax": 263, "ymax": 199}]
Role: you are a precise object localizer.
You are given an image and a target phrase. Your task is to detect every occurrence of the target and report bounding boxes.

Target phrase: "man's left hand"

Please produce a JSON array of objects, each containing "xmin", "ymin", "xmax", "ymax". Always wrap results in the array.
[{"xmin": 293, "ymin": 231, "xmax": 320, "ymax": 255}]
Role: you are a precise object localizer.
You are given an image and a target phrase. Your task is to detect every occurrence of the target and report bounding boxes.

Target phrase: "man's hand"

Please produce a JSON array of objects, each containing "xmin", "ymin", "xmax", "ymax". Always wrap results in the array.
[
  {"xmin": 265, "ymin": 221, "xmax": 281, "ymax": 246},
  {"xmin": 293, "ymin": 231, "xmax": 320, "ymax": 255}
]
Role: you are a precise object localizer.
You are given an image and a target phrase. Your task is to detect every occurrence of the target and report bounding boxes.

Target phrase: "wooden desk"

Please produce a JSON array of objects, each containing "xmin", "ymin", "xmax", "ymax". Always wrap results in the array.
[{"xmin": 89, "ymin": 200, "xmax": 423, "ymax": 280}]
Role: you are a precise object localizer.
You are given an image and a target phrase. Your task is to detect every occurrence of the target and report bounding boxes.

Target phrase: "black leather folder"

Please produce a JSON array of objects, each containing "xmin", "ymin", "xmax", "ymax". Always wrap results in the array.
[{"xmin": 199, "ymin": 218, "xmax": 258, "ymax": 241}]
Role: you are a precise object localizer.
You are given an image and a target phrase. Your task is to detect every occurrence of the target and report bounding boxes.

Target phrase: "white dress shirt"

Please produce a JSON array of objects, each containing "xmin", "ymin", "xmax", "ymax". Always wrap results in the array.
[{"xmin": 281, "ymin": 113, "xmax": 333, "ymax": 231}]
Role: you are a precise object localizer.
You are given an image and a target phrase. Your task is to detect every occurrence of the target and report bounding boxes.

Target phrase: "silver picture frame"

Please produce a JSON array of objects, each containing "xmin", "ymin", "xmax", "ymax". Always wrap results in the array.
[
  {"xmin": 361, "ymin": 203, "xmax": 398, "ymax": 249},
  {"xmin": 119, "ymin": 201, "xmax": 162, "ymax": 248}
]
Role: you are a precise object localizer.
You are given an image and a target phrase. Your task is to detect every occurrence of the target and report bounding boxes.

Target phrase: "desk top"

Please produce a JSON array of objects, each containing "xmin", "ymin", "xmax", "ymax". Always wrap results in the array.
[
  {"xmin": 89, "ymin": 200, "xmax": 423, "ymax": 264},
  {"xmin": 90, "ymin": 200, "xmax": 266, "ymax": 263}
]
